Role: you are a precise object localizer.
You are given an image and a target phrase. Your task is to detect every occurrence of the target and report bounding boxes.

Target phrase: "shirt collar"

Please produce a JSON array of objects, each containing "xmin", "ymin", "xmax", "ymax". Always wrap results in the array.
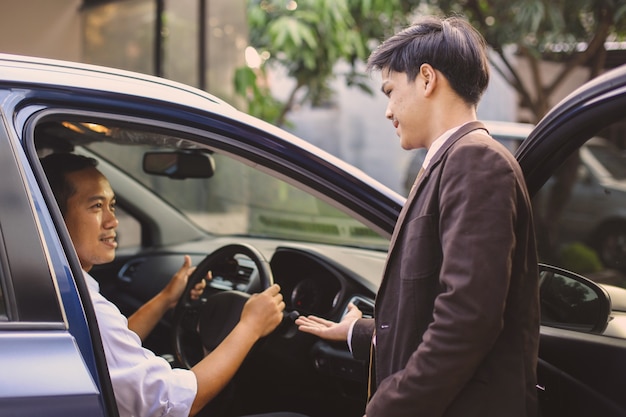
[
  {"xmin": 82, "ymin": 269, "xmax": 100, "ymax": 292},
  {"xmin": 422, "ymin": 122, "xmax": 471, "ymax": 170}
]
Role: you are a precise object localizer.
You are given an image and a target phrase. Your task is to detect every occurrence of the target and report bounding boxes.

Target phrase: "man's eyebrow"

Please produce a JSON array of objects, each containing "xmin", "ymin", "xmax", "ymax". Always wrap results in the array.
[{"xmin": 86, "ymin": 195, "xmax": 115, "ymax": 203}]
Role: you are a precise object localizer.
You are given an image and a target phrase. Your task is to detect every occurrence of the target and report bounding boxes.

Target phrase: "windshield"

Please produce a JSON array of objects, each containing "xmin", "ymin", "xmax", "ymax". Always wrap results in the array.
[{"xmin": 83, "ymin": 140, "xmax": 388, "ymax": 250}]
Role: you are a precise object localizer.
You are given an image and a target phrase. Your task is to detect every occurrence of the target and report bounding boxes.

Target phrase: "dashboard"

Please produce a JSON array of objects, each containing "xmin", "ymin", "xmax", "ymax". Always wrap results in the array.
[
  {"xmin": 109, "ymin": 241, "xmax": 377, "ymax": 322},
  {"xmin": 270, "ymin": 248, "xmax": 343, "ymax": 317}
]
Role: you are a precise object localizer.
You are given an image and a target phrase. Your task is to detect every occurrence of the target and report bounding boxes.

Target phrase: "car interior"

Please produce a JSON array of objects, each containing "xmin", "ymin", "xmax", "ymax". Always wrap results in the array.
[{"xmin": 32, "ymin": 115, "xmax": 382, "ymax": 416}]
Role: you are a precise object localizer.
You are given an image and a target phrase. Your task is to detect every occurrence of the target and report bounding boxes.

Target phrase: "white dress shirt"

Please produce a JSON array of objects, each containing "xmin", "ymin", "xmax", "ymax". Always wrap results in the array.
[{"xmin": 84, "ymin": 271, "xmax": 197, "ymax": 417}]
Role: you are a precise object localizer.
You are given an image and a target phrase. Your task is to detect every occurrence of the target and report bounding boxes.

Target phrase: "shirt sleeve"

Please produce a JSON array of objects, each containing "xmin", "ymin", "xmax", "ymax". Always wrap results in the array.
[{"xmin": 85, "ymin": 273, "xmax": 197, "ymax": 417}]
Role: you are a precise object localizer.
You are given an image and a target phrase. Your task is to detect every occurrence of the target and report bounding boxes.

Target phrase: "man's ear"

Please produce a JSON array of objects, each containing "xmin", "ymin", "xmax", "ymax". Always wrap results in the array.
[{"xmin": 419, "ymin": 64, "xmax": 437, "ymax": 95}]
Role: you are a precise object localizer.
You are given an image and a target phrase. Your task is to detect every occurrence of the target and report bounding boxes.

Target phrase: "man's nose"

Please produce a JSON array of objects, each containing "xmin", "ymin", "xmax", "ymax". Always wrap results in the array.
[{"xmin": 104, "ymin": 209, "xmax": 119, "ymax": 228}]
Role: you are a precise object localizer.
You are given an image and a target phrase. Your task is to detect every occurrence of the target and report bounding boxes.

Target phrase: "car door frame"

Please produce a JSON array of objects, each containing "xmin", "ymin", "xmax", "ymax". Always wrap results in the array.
[
  {"xmin": 0, "ymin": 91, "xmax": 119, "ymax": 417},
  {"xmin": 518, "ymin": 65, "xmax": 626, "ymax": 416}
]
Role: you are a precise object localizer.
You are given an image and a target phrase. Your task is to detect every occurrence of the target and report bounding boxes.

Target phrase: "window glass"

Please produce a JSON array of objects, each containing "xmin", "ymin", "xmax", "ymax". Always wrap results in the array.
[
  {"xmin": 162, "ymin": 0, "xmax": 198, "ymax": 86},
  {"xmin": 82, "ymin": 0, "xmax": 247, "ymax": 101},
  {"xmin": 115, "ymin": 206, "xmax": 141, "ymax": 249},
  {"xmin": 83, "ymin": 0, "xmax": 156, "ymax": 75},
  {"xmin": 86, "ymin": 139, "xmax": 387, "ymax": 249},
  {"xmin": 533, "ymin": 123, "xmax": 626, "ymax": 296}
]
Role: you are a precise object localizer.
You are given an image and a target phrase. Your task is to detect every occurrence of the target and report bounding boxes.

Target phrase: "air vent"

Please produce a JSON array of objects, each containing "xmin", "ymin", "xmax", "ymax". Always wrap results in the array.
[{"xmin": 234, "ymin": 265, "xmax": 254, "ymax": 290}]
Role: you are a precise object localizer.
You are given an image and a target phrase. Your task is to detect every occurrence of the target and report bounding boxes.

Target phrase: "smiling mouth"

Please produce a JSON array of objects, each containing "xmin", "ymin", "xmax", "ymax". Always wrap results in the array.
[{"xmin": 101, "ymin": 236, "xmax": 117, "ymax": 247}]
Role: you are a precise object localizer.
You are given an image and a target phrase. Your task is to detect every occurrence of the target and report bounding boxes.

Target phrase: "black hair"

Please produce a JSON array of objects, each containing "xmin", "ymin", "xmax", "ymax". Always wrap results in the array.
[
  {"xmin": 367, "ymin": 16, "xmax": 490, "ymax": 105},
  {"xmin": 40, "ymin": 153, "xmax": 99, "ymax": 215}
]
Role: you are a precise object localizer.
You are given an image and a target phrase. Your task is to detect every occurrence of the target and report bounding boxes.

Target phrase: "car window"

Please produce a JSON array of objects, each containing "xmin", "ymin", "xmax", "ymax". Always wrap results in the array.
[
  {"xmin": 115, "ymin": 206, "xmax": 141, "ymax": 249},
  {"xmin": 90, "ymin": 142, "xmax": 386, "ymax": 248},
  {"xmin": 35, "ymin": 120, "xmax": 388, "ymax": 251},
  {"xmin": 533, "ymin": 121, "xmax": 626, "ymax": 321}
]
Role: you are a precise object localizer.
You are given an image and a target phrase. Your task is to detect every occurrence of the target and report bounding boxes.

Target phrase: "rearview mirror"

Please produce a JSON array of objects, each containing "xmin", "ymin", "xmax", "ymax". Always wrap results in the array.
[
  {"xmin": 539, "ymin": 264, "xmax": 611, "ymax": 334},
  {"xmin": 143, "ymin": 151, "xmax": 215, "ymax": 179}
]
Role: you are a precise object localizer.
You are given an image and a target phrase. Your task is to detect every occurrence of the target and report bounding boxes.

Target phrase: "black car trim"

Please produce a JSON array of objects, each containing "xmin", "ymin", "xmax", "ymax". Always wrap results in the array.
[{"xmin": 517, "ymin": 66, "xmax": 626, "ymax": 196}]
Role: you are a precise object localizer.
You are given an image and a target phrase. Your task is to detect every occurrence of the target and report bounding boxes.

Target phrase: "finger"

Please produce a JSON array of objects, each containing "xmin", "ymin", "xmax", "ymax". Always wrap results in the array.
[
  {"xmin": 263, "ymin": 283, "xmax": 281, "ymax": 295},
  {"xmin": 297, "ymin": 324, "xmax": 325, "ymax": 335},
  {"xmin": 181, "ymin": 255, "xmax": 192, "ymax": 269},
  {"xmin": 295, "ymin": 317, "xmax": 329, "ymax": 329},
  {"xmin": 305, "ymin": 315, "xmax": 335, "ymax": 326}
]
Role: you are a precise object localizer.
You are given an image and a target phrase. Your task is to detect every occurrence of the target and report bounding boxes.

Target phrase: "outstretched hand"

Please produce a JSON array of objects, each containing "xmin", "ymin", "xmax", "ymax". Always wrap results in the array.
[{"xmin": 295, "ymin": 302, "xmax": 363, "ymax": 342}]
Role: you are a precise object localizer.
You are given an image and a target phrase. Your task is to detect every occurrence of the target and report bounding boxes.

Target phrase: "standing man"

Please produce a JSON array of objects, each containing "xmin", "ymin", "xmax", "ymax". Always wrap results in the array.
[{"xmin": 296, "ymin": 16, "xmax": 539, "ymax": 417}]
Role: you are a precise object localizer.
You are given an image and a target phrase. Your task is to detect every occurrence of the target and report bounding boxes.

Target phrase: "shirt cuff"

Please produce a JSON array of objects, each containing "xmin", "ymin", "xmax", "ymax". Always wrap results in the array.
[{"xmin": 347, "ymin": 319, "xmax": 358, "ymax": 354}]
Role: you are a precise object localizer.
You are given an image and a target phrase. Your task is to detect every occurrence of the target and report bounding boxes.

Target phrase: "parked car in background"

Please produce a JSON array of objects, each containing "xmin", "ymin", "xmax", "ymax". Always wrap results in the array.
[
  {"xmin": 0, "ymin": 54, "xmax": 625, "ymax": 416},
  {"xmin": 543, "ymin": 136, "xmax": 626, "ymax": 273}
]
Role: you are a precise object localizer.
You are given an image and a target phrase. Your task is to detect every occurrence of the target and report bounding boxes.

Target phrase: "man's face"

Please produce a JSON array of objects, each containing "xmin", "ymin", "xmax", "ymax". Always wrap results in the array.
[
  {"xmin": 63, "ymin": 167, "xmax": 118, "ymax": 272},
  {"xmin": 381, "ymin": 68, "xmax": 430, "ymax": 150}
]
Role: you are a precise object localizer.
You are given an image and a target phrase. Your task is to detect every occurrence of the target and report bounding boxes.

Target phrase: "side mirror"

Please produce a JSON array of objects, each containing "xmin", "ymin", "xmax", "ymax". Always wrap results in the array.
[
  {"xmin": 539, "ymin": 263, "xmax": 611, "ymax": 334},
  {"xmin": 143, "ymin": 151, "xmax": 215, "ymax": 179}
]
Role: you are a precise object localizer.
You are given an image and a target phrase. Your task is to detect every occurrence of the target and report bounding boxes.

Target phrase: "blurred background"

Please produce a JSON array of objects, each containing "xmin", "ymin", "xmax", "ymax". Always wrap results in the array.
[{"xmin": 0, "ymin": 0, "xmax": 624, "ymax": 194}]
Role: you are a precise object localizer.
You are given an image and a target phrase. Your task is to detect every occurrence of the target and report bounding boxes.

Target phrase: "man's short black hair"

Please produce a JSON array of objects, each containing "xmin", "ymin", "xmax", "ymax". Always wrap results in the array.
[
  {"xmin": 40, "ymin": 153, "xmax": 99, "ymax": 215},
  {"xmin": 367, "ymin": 15, "xmax": 490, "ymax": 106}
]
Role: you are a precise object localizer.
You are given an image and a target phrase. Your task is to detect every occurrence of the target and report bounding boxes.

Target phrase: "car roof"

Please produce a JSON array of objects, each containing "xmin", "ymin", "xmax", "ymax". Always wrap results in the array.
[{"xmin": 0, "ymin": 53, "xmax": 235, "ymax": 113}]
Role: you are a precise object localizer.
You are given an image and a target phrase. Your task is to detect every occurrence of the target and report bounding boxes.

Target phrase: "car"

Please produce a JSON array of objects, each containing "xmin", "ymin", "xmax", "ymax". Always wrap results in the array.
[{"xmin": 0, "ymin": 53, "xmax": 625, "ymax": 417}]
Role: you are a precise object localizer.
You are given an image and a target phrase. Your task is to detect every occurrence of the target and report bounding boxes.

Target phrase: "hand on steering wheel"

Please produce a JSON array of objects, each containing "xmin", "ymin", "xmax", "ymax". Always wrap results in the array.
[{"xmin": 172, "ymin": 243, "xmax": 275, "ymax": 368}]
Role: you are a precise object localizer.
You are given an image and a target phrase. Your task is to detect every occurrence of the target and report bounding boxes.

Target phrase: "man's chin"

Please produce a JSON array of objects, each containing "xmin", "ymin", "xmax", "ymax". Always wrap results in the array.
[{"xmin": 95, "ymin": 253, "xmax": 116, "ymax": 266}]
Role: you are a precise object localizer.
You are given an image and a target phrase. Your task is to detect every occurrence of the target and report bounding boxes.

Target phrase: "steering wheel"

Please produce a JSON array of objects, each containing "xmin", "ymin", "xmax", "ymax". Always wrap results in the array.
[{"xmin": 172, "ymin": 243, "xmax": 274, "ymax": 369}]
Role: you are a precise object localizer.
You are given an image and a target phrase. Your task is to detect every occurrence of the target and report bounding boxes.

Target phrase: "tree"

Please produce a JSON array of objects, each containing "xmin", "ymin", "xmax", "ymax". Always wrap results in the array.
[
  {"xmin": 432, "ymin": 0, "xmax": 626, "ymax": 121},
  {"xmin": 237, "ymin": 0, "xmax": 626, "ymax": 126},
  {"xmin": 234, "ymin": 0, "xmax": 419, "ymax": 126}
]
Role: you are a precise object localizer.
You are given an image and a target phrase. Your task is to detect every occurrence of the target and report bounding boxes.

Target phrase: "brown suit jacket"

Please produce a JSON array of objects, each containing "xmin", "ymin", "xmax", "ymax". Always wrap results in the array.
[{"xmin": 352, "ymin": 122, "xmax": 539, "ymax": 417}]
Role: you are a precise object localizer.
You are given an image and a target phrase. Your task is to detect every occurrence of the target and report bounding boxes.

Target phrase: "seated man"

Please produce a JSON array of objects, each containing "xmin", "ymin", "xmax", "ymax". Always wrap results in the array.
[{"xmin": 41, "ymin": 152, "xmax": 306, "ymax": 417}]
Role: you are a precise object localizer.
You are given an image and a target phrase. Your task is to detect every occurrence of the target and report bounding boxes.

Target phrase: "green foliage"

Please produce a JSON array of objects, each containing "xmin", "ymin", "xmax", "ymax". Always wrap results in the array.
[
  {"xmin": 432, "ymin": 0, "xmax": 626, "ymax": 50},
  {"xmin": 234, "ymin": 66, "xmax": 284, "ymax": 125},
  {"xmin": 237, "ymin": 0, "xmax": 626, "ymax": 125},
  {"xmin": 235, "ymin": 0, "xmax": 419, "ymax": 125},
  {"xmin": 560, "ymin": 242, "xmax": 604, "ymax": 274},
  {"xmin": 432, "ymin": 0, "xmax": 626, "ymax": 119}
]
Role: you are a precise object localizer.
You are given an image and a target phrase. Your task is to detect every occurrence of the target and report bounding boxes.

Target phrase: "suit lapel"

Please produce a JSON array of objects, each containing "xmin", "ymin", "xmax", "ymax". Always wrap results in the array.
[{"xmin": 386, "ymin": 121, "xmax": 487, "ymax": 252}]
